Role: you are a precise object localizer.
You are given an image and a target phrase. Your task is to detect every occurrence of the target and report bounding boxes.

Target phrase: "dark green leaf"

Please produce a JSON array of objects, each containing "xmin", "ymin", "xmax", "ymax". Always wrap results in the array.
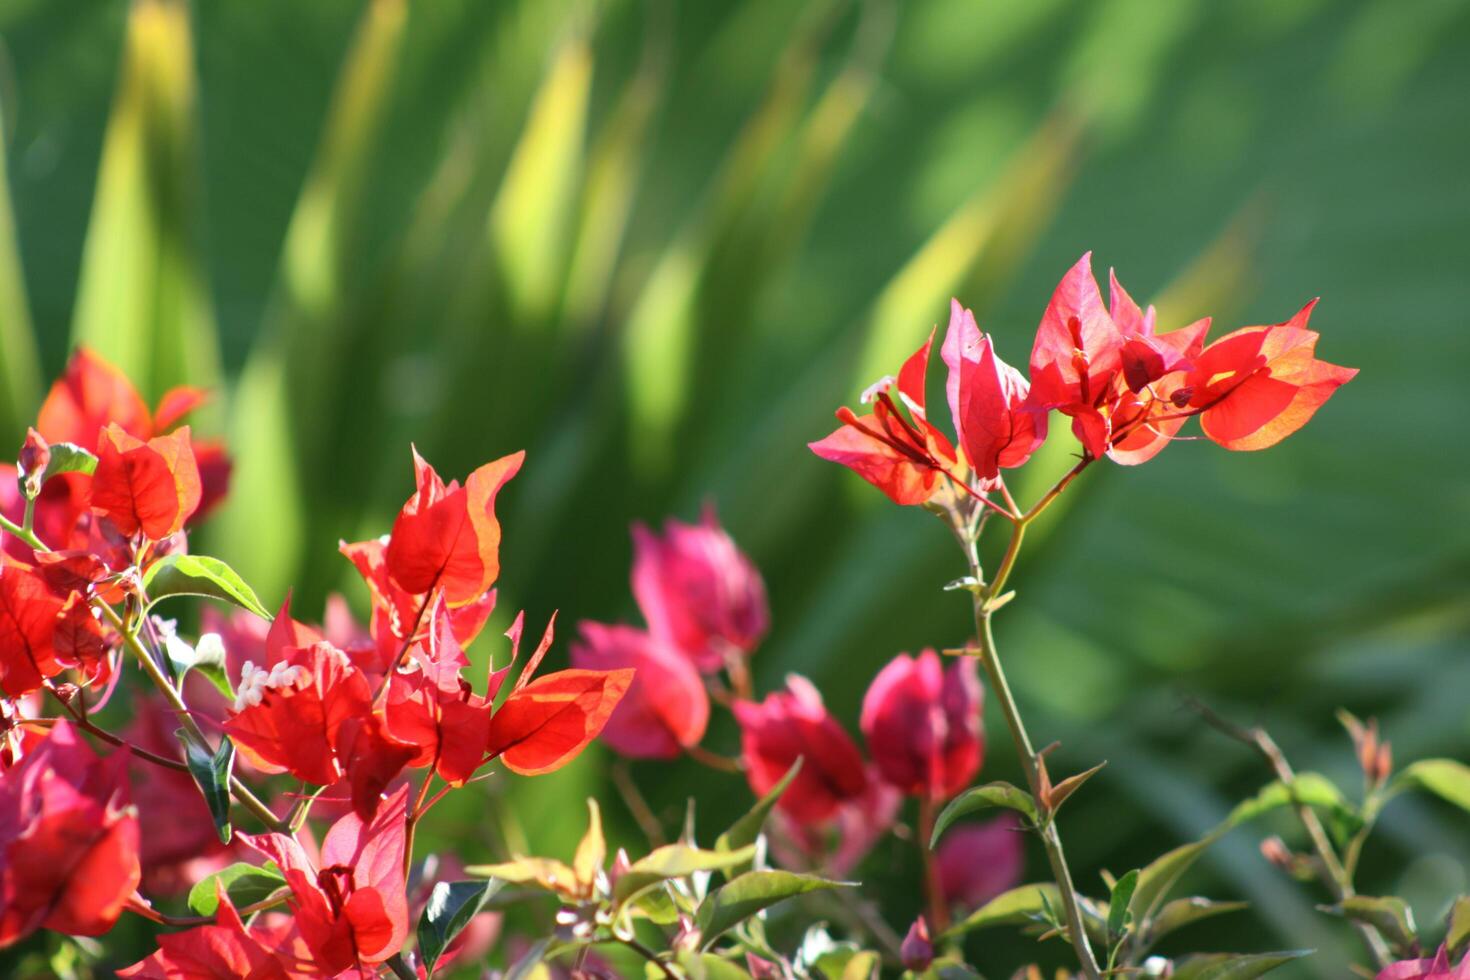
[
  {"xmin": 931, "ymin": 781, "xmax": 1038, "ymax": 846},
  {"xmin": 1169, "ymin": 950, "xmax": 1312, "ymax": 979},
  {"xmin": 696, "ymin": 870, "xmax": 847, "ymax": 947},
  {"xmin": 187, "ymin": 861, "xmax": 285, "ymax": 916},
  {"xmin": 1148, "ymin": 898, "xmax": 1249, "ymax": 944},
  {"xmin": 1322, "ymin": 895, "xmax": 1417, "ymax": 951},
  {"xmin": 1107, "ymin": 869, "xmax": 1139, "ymax": 940},
  {"xmin": 715, "ymin": 758, "xmax": 801, "ymax": 876},
  {"xmin": 1127, "ymin": 838, "xmax": 1214, "ymax": 927},
  {"xmin": 941, "ymin": 883, "xmax": 1061, "ymax": 940},
  {"xmin": 613, "ymin": 843, "xmax": 756, "ymax": 904},
  {"xmin": 178, "ymin": 731, "xmax": 234, "ymax": 844},
  {"xmin": 144, "ymin": 554, "xmax": 272, "ymax": 620},
  {"xmin": 418, "ymin": 879, "xmax": 502, "ymax": 976}
]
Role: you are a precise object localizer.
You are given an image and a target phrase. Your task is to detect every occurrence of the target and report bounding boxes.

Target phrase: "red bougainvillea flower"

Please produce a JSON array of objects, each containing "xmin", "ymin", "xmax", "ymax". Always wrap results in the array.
[
  {"xmin": 382, "ymin": 600, "xmax": 493, "ymax": 787},
  {"xmin": 340, "ymin": 536, "xmax": 496, "ymax": 665},
  {"xmin": 224, "ymin": 601, "xmax": 415, "ymax": 816},
  {"xmin": 769, "ymin": 766, "xmax": 900, "ymax": 878},
  {"xmin": 117, "ymin": 884, "xmax": 303, "ymax": 979},
  {"xmin": 241, "ymin": 786, "xmax": 411, "ymax": 974},
  {"xmin": 860, "ymin": 649, "xmax": 982, "ymax": 801},
  {"xmin": 90, "ymin": 424, "xmax": 202, "ymax": 540},
  {"xmin": 0, "ymin": 560, "xmax": 68, "ymax": 698},
  {"xmin": 34, "ymin": 347, "xmax": 230, "ymax": 524},
  {"xmin": 569, "ymin": 622, "xmax": 709, "ymax": 759},
  {"xmin": 936, "ymin": 814, "xmax": 1026, "ymax": 912},
  {"xmin": 733, "ymin": 675, "xmax": 869, "ymax": 823},
  {"xmin": 809, "ymin": 332, "xmax": 959, "ymax": 506},
  {"xmin": 1026, "ymin": 252, "xmax": 1126, "ymax": 458},
  {"xmin": 1104, "ymin": 320, "xmax": 1211, "ymax": 466},
  {"xmin": 1376, "ymin": 946, "xmax": 1470, "ymax": 980},
  {"xmin": 484, "ymin": 613, "xmax": 633, "ymax": 776},
  {"xmin": 941, "ymin": 300, "xmax": 1046, "ymax": 484},
  {"xmin": 384, "ymin": 448, "xmax": 523, "ymax": 608},
  {"xmin": 630, "ymin": 509, "xmax": 769, "ymax": 673},
  {"xmin": 0, "ymin": 719, "xmax": 140, "ymax": 947},
  {"xmin": 1181, "ymin": 299, "xmax": 1358, "ymax": 451}
]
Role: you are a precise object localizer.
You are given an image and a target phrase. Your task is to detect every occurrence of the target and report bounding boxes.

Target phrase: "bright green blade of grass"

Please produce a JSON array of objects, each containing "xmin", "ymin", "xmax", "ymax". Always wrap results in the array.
[
  {"xmin": 0, "ymin": 99, "xmax": 39, "ymax": 446},
  {"xmin": 70, "ymin": 0, "xmax": 219, "ymax": 403},
  {"xmin": 216, "ymin": 0, "xmax": 409, "ymax": 599}
]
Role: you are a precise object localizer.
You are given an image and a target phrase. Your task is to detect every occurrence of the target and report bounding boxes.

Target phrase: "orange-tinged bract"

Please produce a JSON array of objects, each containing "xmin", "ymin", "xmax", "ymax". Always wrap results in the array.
[{"xmin": 90, "ymin": 424, "xmax": 202, "ymax": 539}]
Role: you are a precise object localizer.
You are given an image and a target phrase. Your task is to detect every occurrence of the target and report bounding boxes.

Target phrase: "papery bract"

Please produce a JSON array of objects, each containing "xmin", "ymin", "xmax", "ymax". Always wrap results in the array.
[
  {"xmin": 860, "ymin": 650, "xmax": 982, "ymax": 801},
  {"xmin": 936, "ymin": 814, "xmax": 1026, "ymax": 912},
  {"xmin": 630, "ymin": 510, "xmax": 768, "ymax": 673},
  {"xmin": 0, "ymin": 719, "xmax": 140, "ymax": 946},
  {"xmin": 1376, "ymin": 946, "xmax": 1470, "ymax": 980},
  {"xmin": 117, "ymin": 885, "xmax": 300, "ymax": 979},
  {"xmin": 1027, "ymin": 253, "xmax": 1125, "ymax": 457},
  {"xmin": 1104, "ymin": 318, "xmax": 1210, "ymax": 466},
  {"xmin": 90, "ymin": 424, "xmax": 202, "ymax": 539},
  {"xmin": 0, "ymin": 561, "xmax": 66, "ymax": 697},
  {"xmin": 37, "ymin": 348, "xmax": 152, "ymax": 450},
  {"xmin": 241, "ymin": 786, "xmax": 410, "ymax": 973},
  {"xmin": 734, "ymin": 675, "xmax": 869, "ymax": 824},
  {"xmin": 569, "ymin": 622, "xmax": 708, "ymax": 759},
  {"xmin": 340, "ymin": 536, "xmax": 495, "ymax": 663},
  {"xmin": 384, "ymin": 449, "xmax": 522, "ymax": 607},
  {"xmin": 1184, "ymin": 300, "xmax": 1357, "ymax": 451},
  {"xmin": 809, "ymin": 333, "xmax": 958, "ymax": 506},
  {"xmin": 485, "ymin": 667, "xmax": 634, "ymax": 776},
  {"xmin": 769, "ymin": 766, "xmax": 900, "ymax": 878},
  {"xmin": 941, "ymin": 300, "xmax": 1046, "ymax": 482}
]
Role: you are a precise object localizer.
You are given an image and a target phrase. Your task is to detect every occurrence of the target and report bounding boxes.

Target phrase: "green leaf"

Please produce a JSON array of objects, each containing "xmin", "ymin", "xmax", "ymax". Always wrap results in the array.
[
  {"xmin": 633, "ymin": 885, "xmax": 682, "ymax": 926},
  {"xmin": 613, "ymin": 843, "xmax": 756, "ymax": 904},
  {"xmin": 1127, "ymin": 837, "xmax": 1214, "ymax": 927},
  {"xmin": 39, "ymin": 443, "xmax": 99, "ymax": 484},
  {"xmin": 1107, "ymin": 869, "xmax": 1139, "ymax": 940},
  {"xmin": 178, "ymin": 731, "xmax": 234, "ymax": 843},
  {"xmin": 1448, "ymin": 897, "xmax": 1470, "ymax": 954},
  {"xmin": 674, "ymin": 951, "xmax": 754, "ymax": 980},
  {"xmin": 931, "ymin": 781, "xmax": 1038, "ymax": 845},
  {"xmin": 417, "ymin": 879, "xmax": 502, "ymax": 977},
  {"xmin": 143, "ymin": 554, "xmax": 272, "ymax": 620},
  {"xmin": 1390, "ymin": 759, "xmax": 1470, "ymax": 812},
  {"xmin": 1168, "ymin": 950, "xmax": 1313, "ymax": 979},
  {"xmin": 1223, "ymin": 773, "xmax": 1350, "ymax": 829},
  {"xmin": 187, "ymin": 861, "xmax": 285, "ymax": 917},
  {"xmin": 715, "ymin": 758, "xmax": 802, "ymax": 875},
  {"xmin": 1148, "ymin": 898, "xmax": 1249, "ymax": 944},
  {"xmin": 941, "ymin": 883, "xmax": 1061, "ymax": 940},
  {"xmin": 1323, "ymin": 895, "xmax": 1417, "ymax": 951},
  {"xmin": 695, "ymin": 870, "xmax": 847, "ymax": 947}
]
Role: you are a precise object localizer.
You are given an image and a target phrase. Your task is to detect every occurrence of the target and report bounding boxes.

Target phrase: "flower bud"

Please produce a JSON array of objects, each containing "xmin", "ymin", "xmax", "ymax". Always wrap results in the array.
[
  {"xmin": 1259, "ymin": 835, "xmax": 1293, "ymax": 871},
  {"xmin": 18, "ymin": 428, "xmax": 50, "ymax": 499},
  {"xmin": 901, "ymin": 916, "xmax": 934, "ymax": 972}
]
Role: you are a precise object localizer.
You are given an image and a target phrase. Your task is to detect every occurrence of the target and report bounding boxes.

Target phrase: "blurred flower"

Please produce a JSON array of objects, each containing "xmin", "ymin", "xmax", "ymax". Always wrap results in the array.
[
  {"xmin": 734, "ymin": 675, "xmax": 868, "ymax": 823},
  {"xmin": 569, "ymin": 622, "xmax": 709, "ymax": 759},
  {"xmin": 770, "ymin": 766, "xmax": 900, "ymax": 878},
  {"xmin": 860, "ymin": 649, "xmax": 983, "ymax": 801},
  {"xmin": 0, "ymin": 719, "xmax": 140, "ymax": 947},
  {"xmin": 901, "ymin": 916, "xmax": 934, "ymax": 972},
  {"xmin": 631, "ymin": 509, "xmax": 768, "ymax": 673},
  {"xmin": 1377, "ymin": 946, "xmax": 1470, "ymax": 980},
  {"xmin": 936, "ymin": 815, "xmax": 1025, "ymax": 912}
]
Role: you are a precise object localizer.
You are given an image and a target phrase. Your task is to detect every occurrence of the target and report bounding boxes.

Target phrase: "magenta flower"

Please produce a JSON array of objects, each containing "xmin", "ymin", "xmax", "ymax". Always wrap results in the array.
[
  {"xmin": 860, "ymin": 649, "xmax": 983, "ymax": 801},
  {"xmin": 1377, "ymin": 947, "xmax": 1470, "ymax": 980},
  {"xmin": 733, "ymin": 675, "xmax": 868, "ymax": 824},
  {"xmin": 569, "ymin": 622, "xmax": 710, "ymax": 759},
  {"xmin": 936, "ymin": 815, "xmax": 1025, "ymax": 912},
  {"xmin": 632, "ymin": 508, "xmax": 769, "ymax": 673}
]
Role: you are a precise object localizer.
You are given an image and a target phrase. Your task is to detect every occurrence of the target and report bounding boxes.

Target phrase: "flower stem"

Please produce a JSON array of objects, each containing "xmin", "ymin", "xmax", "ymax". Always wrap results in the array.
[{"xmin": 916, "ymin": 795, "xmax": 950, "ymax": 933}]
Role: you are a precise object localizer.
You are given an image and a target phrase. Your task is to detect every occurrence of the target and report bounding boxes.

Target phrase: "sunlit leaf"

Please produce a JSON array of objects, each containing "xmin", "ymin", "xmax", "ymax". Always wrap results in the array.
[
  {"xmin": 715, "ymin": 758, "xmax": 801, "ymax": 875},
  {"xmin": 695, "ymin": 870, "xmax": 847, "ymax": 947},
  {"xmin": 418, "ymin": 879, "xmax": 502, "ymax": 977},
  {"xmin": 143, "ymin": 553, "xmax": 272, "ymax": 620},
  {"xmin": 613, "ymin": 843, "xmax": 756, "ymax": 905},
  {"xmin": 186, "ymin": 861, "xmax": 285, "ymax": 917},
  {"xmin": 941, "ymin": 883, "xmax": 1061, "ymax": 940}
]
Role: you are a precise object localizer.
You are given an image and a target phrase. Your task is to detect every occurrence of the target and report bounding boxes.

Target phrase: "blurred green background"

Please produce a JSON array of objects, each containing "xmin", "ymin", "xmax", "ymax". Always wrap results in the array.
[{"xmin": 1, "ymin": 0, "xmax": 1468, "ymax": 975}]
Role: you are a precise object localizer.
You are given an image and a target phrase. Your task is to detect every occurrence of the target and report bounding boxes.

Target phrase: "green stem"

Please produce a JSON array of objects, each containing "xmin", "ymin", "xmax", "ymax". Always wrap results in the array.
[
  {"xmin": 971, "ymin": 600, "xmax": 1102, "ymax": 979},
  {"xmin": 0, "ymin": 512, "xmax": 44, "ymax": 550}
]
